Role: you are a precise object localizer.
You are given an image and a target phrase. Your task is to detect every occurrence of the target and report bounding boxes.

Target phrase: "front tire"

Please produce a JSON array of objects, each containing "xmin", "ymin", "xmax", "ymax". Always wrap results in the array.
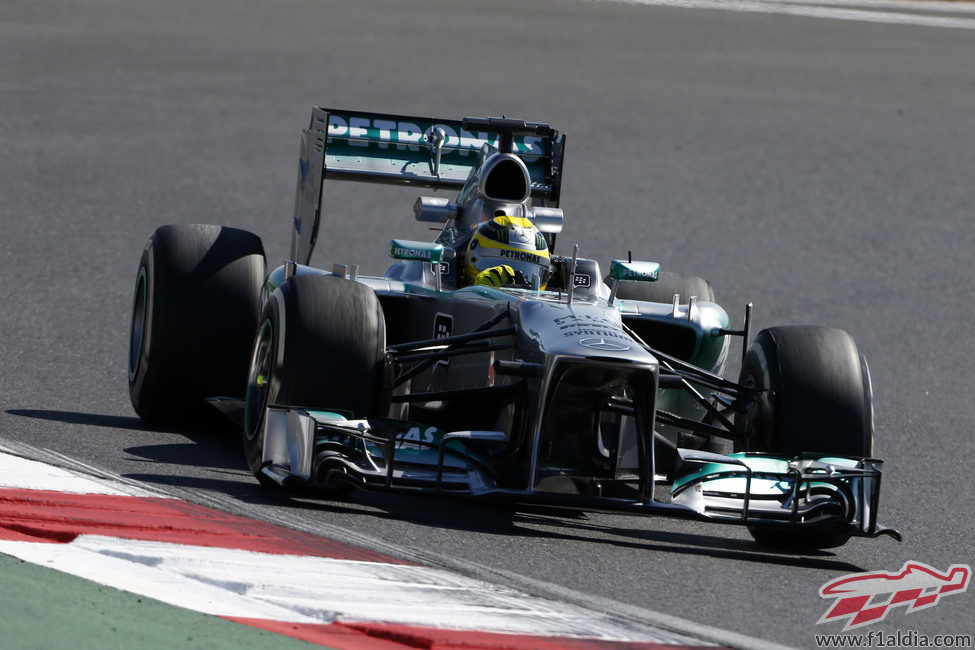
[
  {"xmin": 736, "ymin": 326, "xmax": 873, "ymax": 457},
  {"xmin": 242, "ymin": 274, "xmax": 388, "ymax": 487},
  {"xmin": 128, "ymin": 224, "xmax": 266, "ymax": 426},
  {"xmin": 735, "ymin": 325, "xmax": 874, "ymax": 549}
]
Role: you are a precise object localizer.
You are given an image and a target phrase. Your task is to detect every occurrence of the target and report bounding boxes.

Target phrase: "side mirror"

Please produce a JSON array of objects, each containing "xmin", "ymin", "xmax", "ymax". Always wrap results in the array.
[
  {"xmin": 413, "ymin": 196, "xmax": 459, "ymax": 223},
  {"xmin": 527, "ymin": 206, "xmax": 564, "ymax": 234},
  {"xmin": 609, "ymin": 260, "xmax": 660, "ymax": 282},
  {"xmin": 389, "ymin": 239, "xmax": 444, "ymax": 263},
  {"xmin": 608, "ymin": 260, "xmax": 660, "ymax": 306}
]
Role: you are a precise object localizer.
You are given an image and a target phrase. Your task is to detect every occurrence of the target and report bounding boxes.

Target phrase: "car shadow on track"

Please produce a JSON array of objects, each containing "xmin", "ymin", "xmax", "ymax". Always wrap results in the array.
[
  {"xmin": 5, "ymin": 408, "xmax": 868, "ymax": 572},
  {"xmin": 508, "ymin": 512, "xmax": 867, "ymax": 571},
  {"xmin": 6, "ymin": 408, "xmax": 154, "ymax": 432},
  {"xmin": 316, "ymin": 492, "xmax": 866, "ymax": 572},
  {"xmin": 5, "ymin": 408, "xmax": 246, "ymax": 471}
]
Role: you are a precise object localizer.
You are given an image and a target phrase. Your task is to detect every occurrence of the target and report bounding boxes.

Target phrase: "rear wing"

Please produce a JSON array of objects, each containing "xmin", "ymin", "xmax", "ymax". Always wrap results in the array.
[{"xmin": 291, "ymin": 107, "xmax": 566, "ymax": 264}]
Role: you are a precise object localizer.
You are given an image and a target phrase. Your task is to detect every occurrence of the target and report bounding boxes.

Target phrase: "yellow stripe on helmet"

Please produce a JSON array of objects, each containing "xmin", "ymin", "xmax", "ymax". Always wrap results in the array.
[
  {"xmin": 491, "ymin": 215, "xmax": 534, "ymax": 229},
  {"xmin": 471, "ymin": 231, "xmax": 551, "ymax": 260}
]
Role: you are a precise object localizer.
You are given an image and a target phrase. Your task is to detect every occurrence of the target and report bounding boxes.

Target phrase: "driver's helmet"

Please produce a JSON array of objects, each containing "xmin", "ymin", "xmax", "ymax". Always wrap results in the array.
[{"xmin": 464, "ymin": 215, "xmax": 551, "ymax": 289}]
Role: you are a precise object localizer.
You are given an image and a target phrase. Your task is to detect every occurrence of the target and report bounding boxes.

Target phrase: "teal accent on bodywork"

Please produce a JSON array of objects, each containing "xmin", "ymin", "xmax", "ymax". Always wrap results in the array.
[
  {"xmin": 671, "ymin": 453, "xmax": 861, "ymax": 495},
  {"xmin": 620, "ymin": 299, "xmax": 729, "ymax": 373},
  {"xmin": 672, "ymin": 454, "xmax": 788, "ymax": 492},
  {"xmin": 399, "ymin": 282, "xmax": 543, "ymax": 301},
  {"xmin": 610, "ymin": 260, "xmax": 660, "ymax": 282},
  {"xmin": 652, "ymin": 303, "xmax": 729, "ymax": 434},
  {"xmin": 306, "ymin": 410, "xmax": 349, "ymax": 422},
  {"xmin": 389, "ymin": 239, "xmax": 444, "ymax": 263},
  {"xmin": 700, "ymin": 326, "xmax": 728, "ymax": 367},
  {"xmin": 682, "ymin": 304, "xmax": 729, "ymax": 371},
  {"xmin": 370, "ymin": 422, "xmax": 493, "ymax": 472},
  {"xmin": 313, "ymin": 417, "xmax": 494, "ymax": 475}
]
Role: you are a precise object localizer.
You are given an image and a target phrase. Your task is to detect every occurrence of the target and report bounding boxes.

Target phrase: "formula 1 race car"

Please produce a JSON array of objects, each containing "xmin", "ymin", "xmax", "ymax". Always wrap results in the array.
[{"xmin": 127, "ymin": 108, "xmax": 900, "ymax": 549}]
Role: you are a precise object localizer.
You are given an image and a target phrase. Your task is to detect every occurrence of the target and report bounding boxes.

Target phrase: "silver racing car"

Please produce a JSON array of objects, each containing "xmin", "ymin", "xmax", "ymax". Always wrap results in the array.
[{"xmin": 127, "ymin": 108, "xmax": 900, "ymax": 549}]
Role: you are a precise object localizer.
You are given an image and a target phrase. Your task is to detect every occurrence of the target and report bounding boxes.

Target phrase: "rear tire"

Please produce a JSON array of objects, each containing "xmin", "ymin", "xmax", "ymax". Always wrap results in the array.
[
  {"xmin": 612, "ymin": 270, "xmax": 715, "ymax": 304},
  {"xmin": 242, "ymin": 274, "xmax": 388, "ymax": 488},
  {"xmin": 128, "ymin": 224, "xmax": 266, "ymax": 426},
  {"xmin": 735, "ymin": 325, "xmax": 874, "ymax": 549}
]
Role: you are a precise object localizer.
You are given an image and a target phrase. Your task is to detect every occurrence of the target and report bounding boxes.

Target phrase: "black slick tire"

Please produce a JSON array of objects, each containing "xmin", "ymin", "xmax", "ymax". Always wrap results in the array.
[
  {"xmin": 242, "ymin": 274, "xmax": 388, "ymax": 488},
  {"xmin": 736, "ymin": 326, "xmax": 873, "ymax": 457},
  {"xmin": 128, "ymin": 224, "xmax": 266, "ymax": 426},
  {"xmin": 735, "ymin": 325, "xmax": 874, "ymax": 549}
]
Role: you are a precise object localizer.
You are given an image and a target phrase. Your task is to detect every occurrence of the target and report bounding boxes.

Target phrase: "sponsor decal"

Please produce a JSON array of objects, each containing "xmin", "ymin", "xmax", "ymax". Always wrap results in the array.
[
  {"xmin": 434, "ymin": 313, "xmax": 452, "ymax": 340},
  {"xmin": 396, "ymin": 426, "xmax": 439, "ymax": 450},
  {"xmin": 439, "ymin": 261, "xmax": 451, "ymax": 276},
  {"xmin": 394, "ymin": 246, "xmax": 435, "ymax": 261},
  {"xmin": 554, "ymin": 314, "xmax": 630, "ymax": 341},
  {"xmin": 433, "ymin": 313, "xmax": 453, "ymax": 368},
  {"xmin": 818, "ymin": 561, "xmax": 971, "ymax": 631},
  {"xmin": 573, "ymin": 273, "xmax": 591, "ymax": 288},
  {"xmin": 579, "ymin": 338, "xmax": 630, "ymax": 352},
  {"xmin": 564, "ymin": 328, "xmax": 630, "ymax": 340},
  {"xmin": 326, "ymin": 115, "xmax": 544, "ymax": 156},
  {"xmin": 610, "ymin": 260, "xmax": 661, "ymax": 282},
  {"xmin": 390, "ymin": 239, "xmax": 443, "ymax": 263},
  {"xmin": 498, "ymin": 249, "xmax": 544, "ymax": 264},
  {"xmin": 617, "ymin": 267, "xmax": 659, "ymax": 282}
]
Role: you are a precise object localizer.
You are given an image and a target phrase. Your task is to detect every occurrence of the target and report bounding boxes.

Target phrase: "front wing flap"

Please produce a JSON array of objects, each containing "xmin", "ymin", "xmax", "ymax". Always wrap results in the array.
[{"xmin": 670, "ymin": 450, "xmax": 900, "ymax": 540}]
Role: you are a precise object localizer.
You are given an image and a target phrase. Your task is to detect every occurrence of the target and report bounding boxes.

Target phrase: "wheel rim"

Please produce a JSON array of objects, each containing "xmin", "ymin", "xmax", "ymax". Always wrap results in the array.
[
  {"xmin": 244, "ymin": 319, "xmax": 274, "ymax": 441},
  {"xmin": 128, "ymin": 267, "xmax": 148, "ymax": 382}
]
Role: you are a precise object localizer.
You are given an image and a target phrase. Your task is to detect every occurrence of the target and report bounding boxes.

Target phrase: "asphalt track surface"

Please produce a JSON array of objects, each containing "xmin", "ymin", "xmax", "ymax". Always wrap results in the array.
[{"xmin": 2, "ymin": 0, "xmax": 973, "ymax": 647}]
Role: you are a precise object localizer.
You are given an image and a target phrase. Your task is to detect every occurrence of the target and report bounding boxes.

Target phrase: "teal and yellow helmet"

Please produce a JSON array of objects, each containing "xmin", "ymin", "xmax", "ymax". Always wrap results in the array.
[{"xmin": 465, "ymin": 215, "xmax": 551, "ymax": 289}]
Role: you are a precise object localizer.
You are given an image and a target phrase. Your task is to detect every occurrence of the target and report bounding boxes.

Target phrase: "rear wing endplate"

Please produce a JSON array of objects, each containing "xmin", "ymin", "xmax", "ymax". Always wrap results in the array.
[{"xmin": 291, "ymin": 107, "xmax": 566, "ymax": 264}]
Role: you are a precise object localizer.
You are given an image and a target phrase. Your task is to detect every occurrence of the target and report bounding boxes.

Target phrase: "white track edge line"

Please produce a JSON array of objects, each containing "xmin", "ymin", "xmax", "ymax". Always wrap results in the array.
[
  {"xmin": 0, "ymin": 440, "xmax": 172, "ymax": 498},
  {"xmin": 582, "ymin": 0, "xmax": 975, "ymax": 29},
  {"xmin": 0, "ymin": 439, "xmax": 787, "ymax": 648}
]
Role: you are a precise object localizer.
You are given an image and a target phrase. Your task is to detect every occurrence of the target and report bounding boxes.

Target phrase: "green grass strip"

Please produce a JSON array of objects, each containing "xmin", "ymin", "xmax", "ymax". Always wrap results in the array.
[{"xmin": 0, "ymin": 553, "xmax": 324, "ymax": 650}]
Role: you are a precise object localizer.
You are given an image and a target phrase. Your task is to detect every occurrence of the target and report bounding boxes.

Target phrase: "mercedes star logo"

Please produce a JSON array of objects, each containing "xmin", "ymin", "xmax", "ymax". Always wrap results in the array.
[{"xmin": 578, "ymin": 337, "xmax": 630, "ymax": 351}]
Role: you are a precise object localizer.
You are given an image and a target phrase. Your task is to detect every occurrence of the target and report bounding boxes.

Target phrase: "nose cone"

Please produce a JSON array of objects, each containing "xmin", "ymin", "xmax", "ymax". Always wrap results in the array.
[{"xmin": 516, "ymin": 299, "xmax": 658, "ymax": 367}]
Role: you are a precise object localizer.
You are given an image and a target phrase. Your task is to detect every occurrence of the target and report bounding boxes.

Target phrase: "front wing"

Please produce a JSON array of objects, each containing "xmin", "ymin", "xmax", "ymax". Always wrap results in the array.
[{"xmin": 257, "ymin": 406, "xmax": 900, "ymax": 543}]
